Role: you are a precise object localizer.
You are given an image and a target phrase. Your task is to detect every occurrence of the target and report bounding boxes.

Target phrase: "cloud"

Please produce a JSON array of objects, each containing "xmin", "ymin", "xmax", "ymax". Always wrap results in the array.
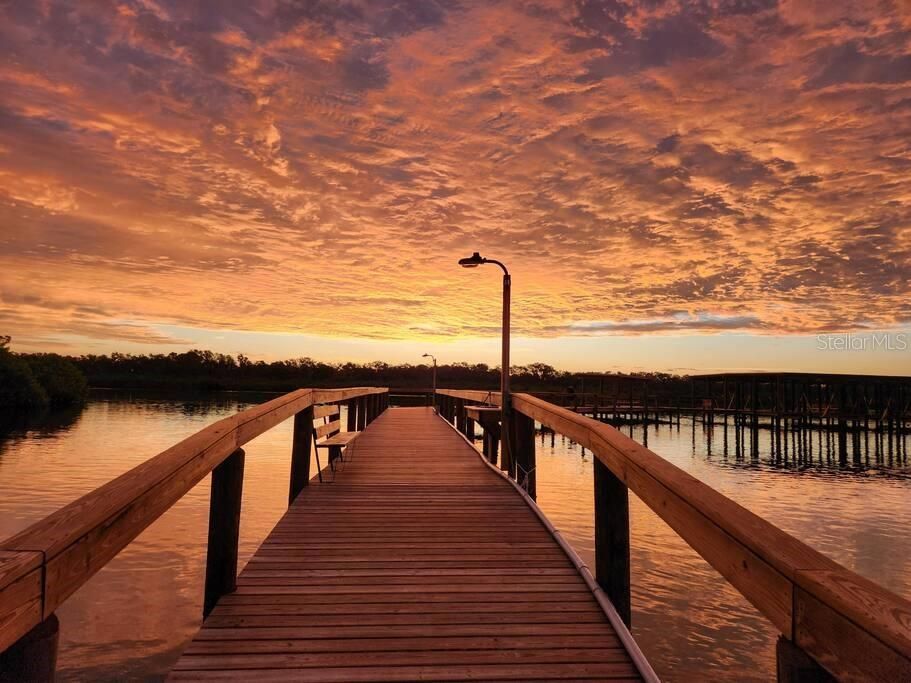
[
  {"xmin": 0, "ymin": 0, "xmax": 908, "ymax": 354},
  {"xmin": 546, "ymin": 312, "xmax": 765, "ymax": 335}
]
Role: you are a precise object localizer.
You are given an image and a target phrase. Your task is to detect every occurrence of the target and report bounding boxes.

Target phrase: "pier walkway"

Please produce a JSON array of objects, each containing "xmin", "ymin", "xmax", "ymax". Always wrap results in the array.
[
  {"xmin": 3, "ymin": 387, "xmax": 909, "ymax": 682},
  {"xmin": 170, "ymin": 407, "xmax": 649, "ymax": 681}
]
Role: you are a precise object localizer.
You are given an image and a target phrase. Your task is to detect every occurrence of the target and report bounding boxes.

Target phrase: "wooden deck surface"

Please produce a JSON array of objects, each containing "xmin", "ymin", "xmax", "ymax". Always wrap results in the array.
[{"xmin": 170, "ymin": 407, "xmax": 644, "ymax": 682}]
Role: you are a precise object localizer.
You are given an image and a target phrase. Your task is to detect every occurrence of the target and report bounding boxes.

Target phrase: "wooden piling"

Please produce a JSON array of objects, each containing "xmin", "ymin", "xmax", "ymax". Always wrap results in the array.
[
  {"xmin": 511, "ymin": 410, "xmax": 536, "ymax": 499},
  {"xmin": 288, "ymin": 407, "xmax": 313, "ymax": 505},
  {"xmin": 346, "ymin": 399, "xmax": 357, "ymax": 432},
  {"xmin": 594, "ymin": 458, "xmax": 631, "ymax": 627},
  {"xmin": 0, "ymin": 614, "xmax": 59, "ymax": 683},
  {"xmin": 776, "ymin": 635, "xmax": 835, "ymax": 682},
  {"xmin": 356, "ymin": 396, "xmax": 367, "ymax": 430},
  {"xmin": 204, "ymin": 447, "xmax": 245, "ymax": 617}
]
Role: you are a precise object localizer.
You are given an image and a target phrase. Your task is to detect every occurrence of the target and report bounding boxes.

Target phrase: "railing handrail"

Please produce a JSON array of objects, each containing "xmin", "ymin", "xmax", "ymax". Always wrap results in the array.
[
  {"xmin": 0, "ymin": 386, "xmax": 388, "ymax": 652},
  {"xmin": 436, "ymin": 388, "xmax": 911, "ymax": 681}
]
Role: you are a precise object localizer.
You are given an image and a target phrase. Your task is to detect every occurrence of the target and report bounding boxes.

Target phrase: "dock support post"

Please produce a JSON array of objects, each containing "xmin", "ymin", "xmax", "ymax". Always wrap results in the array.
[
  {"xmin": 289, "ymin": 407, "xmax": 313, "ymax": 505},
  {"xmin": 594, "ymin": 458, "xmax": 631, "ymax": 627},
  {"xmin": 347, "ymin": 399, "xmax": 357, "ymax": 432},
  {"xmin": 454, "ymin": 399, "xmax": 463, "ymax": 432},
  {"xmin": 489, "ymin": 430, "xmax": 499, "ymax": 466},
  {"xmin": 357, "ymin": 397, "xmax": 367, "ymax": 430},
  {"xmin": 465, "ymin": 415, "xmax": 475, "ymax": 441},
  {"xmin": 204, "ymin": 447, "xmax": 245, "ymax": 617},
  {"xmin": 511, "ymin": 410, "xmax": 536, "ymax": 499},
  {"xmin": 775, "ymin": 636, "xmax": 835, "ymax": 682},
  {"xmin": 0, "ymin": 614, "xmax": 59, "ymax": 683}
]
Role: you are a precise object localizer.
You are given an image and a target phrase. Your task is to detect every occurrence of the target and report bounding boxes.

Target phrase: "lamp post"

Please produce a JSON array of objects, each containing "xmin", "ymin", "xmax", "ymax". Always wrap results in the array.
[
  {"xmin": 458, "ymin": 252, "xmax": 511, "ymax": 470},
  {"xmin": 422, "ymin": 353, "xmax": 437, "ymax": 412}
]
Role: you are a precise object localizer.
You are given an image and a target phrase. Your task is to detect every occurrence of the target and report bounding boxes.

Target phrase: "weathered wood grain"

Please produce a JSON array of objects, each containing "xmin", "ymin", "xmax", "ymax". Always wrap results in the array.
[
  {"xmin": 0, "ymin": 388, "xmax": 387, "ymax": 645},
  {"xmin": 314, "ymin": 420, "xmax": 341, "ymax": 440},
  {"xmin": 508, "ymin": 391, "xmax": 911, "ymax": 680},
  {"xmin": 171, "ymin": 407, "xmax": 641, "ymax": 681},
  {"xmin": 312, "ymin": 405, "xmax": 338, "ymax": 419},
  {"xmin": 0, "ymin": 552, "xmax": 43, "ymax": 653}
]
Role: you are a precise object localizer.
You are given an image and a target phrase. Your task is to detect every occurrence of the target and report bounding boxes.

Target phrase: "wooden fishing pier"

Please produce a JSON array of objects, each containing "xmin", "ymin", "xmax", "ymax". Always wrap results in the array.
[
  {"xmin": 1, "ymin": 387, "xmax": 910, "ymax": 681},
  {"xmin": 537, "ymin": 372, "xmax": 908, "ymax": 427}
]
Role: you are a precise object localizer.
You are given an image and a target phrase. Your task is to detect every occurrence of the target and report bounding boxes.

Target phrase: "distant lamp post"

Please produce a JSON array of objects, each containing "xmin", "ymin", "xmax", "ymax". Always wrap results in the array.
[
  {"xmin": 422, "ymin": 353, "xmax": 437, "ymax": 412},
  {"xmin": 458, "ymin": 252, "xmax": 511, "ymax": 467}
]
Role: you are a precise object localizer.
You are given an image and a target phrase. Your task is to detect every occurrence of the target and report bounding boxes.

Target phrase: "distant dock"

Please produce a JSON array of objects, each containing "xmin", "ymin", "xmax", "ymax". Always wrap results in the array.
[{"xmin": 1, "ymin": 385, "xmax": 909, "ymax": 681}]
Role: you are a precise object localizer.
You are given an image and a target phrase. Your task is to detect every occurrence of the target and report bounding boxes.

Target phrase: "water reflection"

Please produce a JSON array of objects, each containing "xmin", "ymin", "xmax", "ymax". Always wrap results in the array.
[
  {"xmin": 0, "ymin": 396, "xmax": 908, "ymax": 681},
  {"xmin": 534, "ymin": 418, "xmax": 910, "ymax": 682},
  {"xmin": 0, "ymin": 390, "xmax": 304, "ymax": 682},
  {"xmin": 0, "ymin": 404, "xmax": 83, "ymax": 450}
]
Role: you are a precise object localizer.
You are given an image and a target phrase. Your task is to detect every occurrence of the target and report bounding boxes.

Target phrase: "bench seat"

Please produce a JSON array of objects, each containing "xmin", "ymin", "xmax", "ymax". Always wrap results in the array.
[
  {"xmin": 318, "ymin": 431, "xmax": 359, "ymax": 447},
  {"xmin": 312, "ymin": 404, "xmax": 360, "ymax": 475}
]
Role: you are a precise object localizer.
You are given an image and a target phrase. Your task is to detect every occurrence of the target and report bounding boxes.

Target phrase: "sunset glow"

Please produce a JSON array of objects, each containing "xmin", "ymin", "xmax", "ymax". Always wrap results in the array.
[{"xmin": 2, "ymin": 1, "xmax": 909, "ymax": 373}]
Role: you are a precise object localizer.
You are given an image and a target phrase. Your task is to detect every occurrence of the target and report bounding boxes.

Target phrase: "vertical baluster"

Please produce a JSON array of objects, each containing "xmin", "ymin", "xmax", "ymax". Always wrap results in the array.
[
  {"xmin": 204, "ymin": 447, "xmax": 245, "ymax": 617},
  {"xmin": 289, "ymin": 407, "xmax": 314, "ymax": 505},
  {"xmin": 594, "ymin": 458, "xmax": 631, "ymax": 627},
  {"xmin": 357, "ymin": 396, "xmax": 367, "ymax": 430},
  {"xmin": 346, "ymin": 398, "xmax": 357, "ymax": 432},
  {"xmin": 511, "ymin": 410, "xmax": 536, "ymax": 498},
  {"xmin": 0, "ymin": 614, "xmax": 59, "ymax": 683}
]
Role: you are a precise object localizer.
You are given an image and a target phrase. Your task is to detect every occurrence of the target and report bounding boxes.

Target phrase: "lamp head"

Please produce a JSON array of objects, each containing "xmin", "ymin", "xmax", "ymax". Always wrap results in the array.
[{"xmin": 458, "ymin": 252, "xmax": 485, "ymax": 268}]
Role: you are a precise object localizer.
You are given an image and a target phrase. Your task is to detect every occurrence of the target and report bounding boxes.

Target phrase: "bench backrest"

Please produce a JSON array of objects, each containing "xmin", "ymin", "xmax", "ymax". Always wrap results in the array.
[{"xmin": 313, "ymin": 404, "xmax": 341, "ymax": 444}]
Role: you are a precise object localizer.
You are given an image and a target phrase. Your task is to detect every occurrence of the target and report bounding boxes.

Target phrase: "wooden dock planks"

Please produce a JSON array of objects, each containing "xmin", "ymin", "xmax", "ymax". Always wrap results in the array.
[{"xmin": 171, "ymin": 407, "xmax": 643, "ymax": 682}]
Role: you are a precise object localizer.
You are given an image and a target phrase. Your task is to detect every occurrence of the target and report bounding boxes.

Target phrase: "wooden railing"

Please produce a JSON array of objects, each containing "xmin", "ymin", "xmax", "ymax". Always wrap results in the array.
[
  {"xmin": 436, "ymin": 389, "xmax": 911, "ymax": 682},
  {"xmin": 0, "ymin": 387, "xmax": 389, "ymax": 679}
]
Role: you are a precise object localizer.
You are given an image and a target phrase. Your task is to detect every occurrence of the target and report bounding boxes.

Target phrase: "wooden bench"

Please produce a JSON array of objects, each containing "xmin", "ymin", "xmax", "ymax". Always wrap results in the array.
[{"xmin": 312, "ymin": 403, "xmax": 359, "ymax": 472}]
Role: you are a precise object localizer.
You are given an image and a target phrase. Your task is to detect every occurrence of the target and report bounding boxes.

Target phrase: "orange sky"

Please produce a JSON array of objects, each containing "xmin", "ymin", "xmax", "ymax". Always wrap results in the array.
[{"xmin": 1, "ymin": 1, "xmax": 909, "ymax": 374}]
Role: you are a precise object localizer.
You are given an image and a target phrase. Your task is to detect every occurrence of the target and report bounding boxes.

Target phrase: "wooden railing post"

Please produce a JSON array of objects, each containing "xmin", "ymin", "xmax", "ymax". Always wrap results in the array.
[
  {"xmin": 776, "ymin": 636, "xmax": 835, "ymax": 682},
  {"xmin": 511, "ymin": 410, "xmax": 536, "ymax": 499},
  {"xmin": 346, "ymin": 399, "xmax": 357, "ymax": 432},
  {"xmin": 500, "ymin": 409, "xmax": 513, "ymax": 478},
  {"xmin": 357, "ymin": 396, "xmax": 367, "ymax": 430},
  {"xmin": 464, "ymin": 414, "xmax": 475, "ymax": 441},
  {"xmin": 289, "ymin": 407, "xmax": 313, "ymax": 505},
  {"xmin": 594, "ymin": 457, "xmax": 631, "ymax": 627},
  {"xmin": 0, "ymin": 614, "xmax": 59, "ymax": 683},
  {"xmin": 454, "ymin": 398, "xmax": 463, "ymax": 432},
  {"xmin": 204, "ymin": 447, "xmax": 245, "ymax": 618}
]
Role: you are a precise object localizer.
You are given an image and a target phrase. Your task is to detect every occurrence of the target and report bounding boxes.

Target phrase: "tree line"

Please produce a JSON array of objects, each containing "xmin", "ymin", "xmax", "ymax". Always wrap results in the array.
[
  {"xmin": 70, "ymin": 349, "xmax": 686, "ymax": 394},
  {"xmin": 2, "ymin": 340, "xmax": 689, "ymax": 405},
  {"xmin": 0, "ymin": 336, "xmax": 88, "ymax": 409},
  {"xmin": 71, "ymin": 350, "xmax": 585, "ymax": 392}
]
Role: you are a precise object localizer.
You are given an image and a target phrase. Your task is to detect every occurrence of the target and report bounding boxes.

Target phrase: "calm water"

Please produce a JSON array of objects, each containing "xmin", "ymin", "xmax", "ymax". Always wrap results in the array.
[{"xmin": 0, "ymin": 393, "xmax": 909, "ymax": 682}]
